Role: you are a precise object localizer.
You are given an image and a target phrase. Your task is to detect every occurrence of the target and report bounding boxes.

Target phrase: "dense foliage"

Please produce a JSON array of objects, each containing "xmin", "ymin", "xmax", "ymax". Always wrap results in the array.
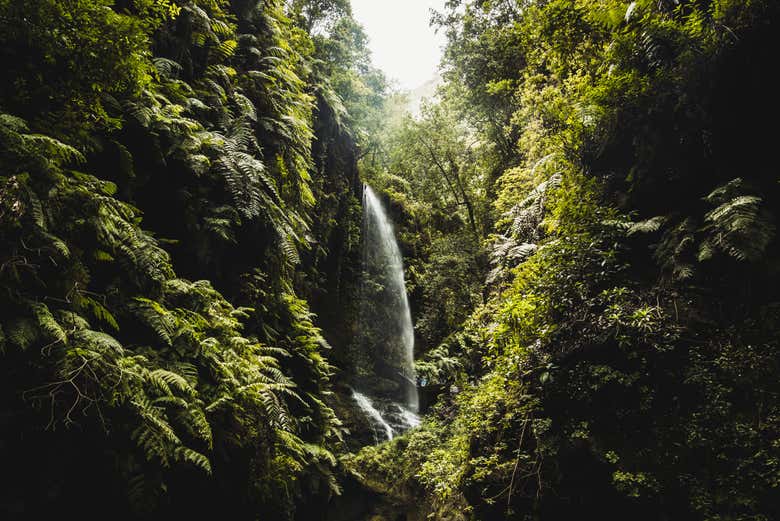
[
  {"xmin": 0, "ymin": 0, "xmax": 380, "ymax": 518},
  {"xmin": 2, "ymin": 0, "xmax": 779, "ymax": 520},
  {"xmin": 351, "ymin": 1, "xmax": 780, "ymax": 520}
]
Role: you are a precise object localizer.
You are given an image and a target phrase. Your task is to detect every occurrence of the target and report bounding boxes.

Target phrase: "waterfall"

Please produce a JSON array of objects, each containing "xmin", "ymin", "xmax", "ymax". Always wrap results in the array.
[
  {"xmin": 352, "ymin": 390, "xmax": 395, "ymax": 442},
  {"xmin": 351, "ymin": 185, "xmax": 420, "ymax": 442},
  {"xmin": 362, "ymin": 185, "xmax": 419, "ymax": 412}
]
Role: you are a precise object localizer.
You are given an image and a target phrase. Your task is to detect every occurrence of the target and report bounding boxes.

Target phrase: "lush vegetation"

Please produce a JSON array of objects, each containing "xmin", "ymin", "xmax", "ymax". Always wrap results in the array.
[
  {"xmin": 352, "ymin": 0, "xmax": 780, "ymax": 520},
  {"xmin": 1, "ymin": 0, "xmax": 779, "ymax": 520},
  {"xmin": 0, "ymin": 0, "xmax": 382, "ymax": 518}
]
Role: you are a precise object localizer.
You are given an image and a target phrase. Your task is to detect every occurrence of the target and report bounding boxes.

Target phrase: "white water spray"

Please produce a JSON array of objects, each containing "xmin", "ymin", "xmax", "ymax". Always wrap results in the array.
[
  {"xmin": 396, "ymin": 403, "xmax": 421, "ymax": 429},
  {"xmin": 352, "ymin": 390, "xmax": 395, "ymax": 442}
]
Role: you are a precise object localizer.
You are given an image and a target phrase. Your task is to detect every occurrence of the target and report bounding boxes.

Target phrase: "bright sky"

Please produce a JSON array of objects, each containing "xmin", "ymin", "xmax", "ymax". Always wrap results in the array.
[{"xmin": 350, "ymin": 0, "xmax": 447, "ymax": 91}]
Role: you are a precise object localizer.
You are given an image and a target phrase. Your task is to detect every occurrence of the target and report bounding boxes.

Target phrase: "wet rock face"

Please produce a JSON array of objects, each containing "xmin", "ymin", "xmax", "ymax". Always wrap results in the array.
[
  {"xmin": 355, "ymin": 375, "xmax": 401, "ymax": 398},
  {"xmin": 330, "ymin": 384, "xmax": 378, "ymax": 450}
]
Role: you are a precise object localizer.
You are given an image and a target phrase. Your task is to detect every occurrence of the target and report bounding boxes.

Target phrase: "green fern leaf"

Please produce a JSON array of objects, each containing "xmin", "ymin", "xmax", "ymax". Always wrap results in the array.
[
  {"xmin": 22, "ymin": 134, "xmax": 85, "ymax": 164},
  {"xmin": 75, "ymin": 294, "xmax": 119, "ymax": 331},
  {"xmin": 174, "ymin": 447, "xmax": 212, "ymax": 474},
  {"xmin": 30, "ymin": 303, "xmax": 67, "ymax": 345},
  {"xmin": 55, "ymin": 310, "xmax": 90, "ymax": 331},
  {"xmin": 214, "ymin": 40, "xmax": 238, "ymax": 60},
  {"xmin": 130, "ymin": 298, "xmax": 176, "ymax": 346},
  {"xmin": 72, "ymin": 329, "xmax": 123, "ymax": 353},
  {"xmin": 149, "ymin": 369, "xmax": 196, "ymax": 397},
  {"xmin": 628, "ymin": 215, "xmax": 667, "ymax": 235}
]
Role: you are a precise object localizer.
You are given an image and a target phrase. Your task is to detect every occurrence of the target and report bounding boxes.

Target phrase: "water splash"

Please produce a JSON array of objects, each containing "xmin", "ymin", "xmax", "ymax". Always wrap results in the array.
[
  {"xmin": 396, "ymin": 404, "xmax": 421, "ymax": 429},
  {"xmin": 362, "ymin": 185, "xmax": 419, "ymax": 412},
  {"xmin": 352, "ymin": 390, "xmax": 395, "ymax": 442}
]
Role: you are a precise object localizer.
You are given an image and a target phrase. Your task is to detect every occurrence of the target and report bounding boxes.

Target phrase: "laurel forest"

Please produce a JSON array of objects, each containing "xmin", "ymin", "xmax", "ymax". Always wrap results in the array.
[{"xmin": 0, "ymin": 1, "xmax": 778, "ymax": 520}]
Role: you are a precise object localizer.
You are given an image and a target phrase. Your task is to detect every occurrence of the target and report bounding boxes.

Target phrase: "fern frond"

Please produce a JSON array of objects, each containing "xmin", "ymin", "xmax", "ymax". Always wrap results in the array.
[
  {"xmin": 168, "ymin": 361, "xmax": 199, "ymax": 385},
  {"xmin": 126, "ymin": 473, "xmax": 148, "ymax": 511},
  {"xmin": 702, "ymin": 183, "xmax": 775, "ymax": 262},
  {"xmin": 151, "ymin": 396, "xmax": 189, "ymax": 409},
  {"xmin": 233, "ymin": 93, "xmax": 257, "ymax": 122},
  {"xmin": 705, "ymin": 177, "xmax": 746, "ymax": 204},
  {"xmin": 628, "ymin": 215, "xmax": 667, "ymax": 235},
  {"xmin": 178, "ymin": 404, "xmax": 212, "ymax": 447},
  {"xmin": 129, "ymin": 298, "xmax": 177, "ymax": 346},
  {"xmin": 23, "ymin": 134, "xmax": 85, "ymax": 165},
  {"xmin": 153, "ymin": 58, "xmax": 183, "ymax": 80},
  {"xmin": 654, "ymin": 217, "xmax": 697, "ymax": 281},
  {"xmin": 30, "ymin": 303, "xmax": 67, "ymax": 345},
  {"xmin": 24, "ymin": 187, "xmax": 46, "ymax": 228},
  {"xmin": 148, "ymin": 369, "xmax": 196, "ymax": 397},
  {"xmin": 206, "ymin": 64, "xmax": 235, "ymax": 87},
  {"xmin": 174, "ymin": 446, "xmax": 212, "ymax": 474},
  {"xmin": 0, "ymin": 112, "xmax": 28, "ymax": 132},
  {"xmin": 36, "ymin": 230, "xmax": 71, "ymax": 259},
  {"xmin": 75, "ymin": 294, "xmax": 119, "ymax": 331},
  {"xmin": 211, "ymin": 19, "xmax": 234, "ymax": 39},
  {"xmin": 93, "ymin": 249, "xmax": 114, "ymax": 262},
  {"xmin": 213, "ymin": 39, "xmax": 238, "ymax": 60},
  {"xmin": 280, "ymin": 233, "xmax": 301, "ymax": 265},
  {"xmin": 72, "ymin": 329, "xmax": 124, "ymax": 354}
]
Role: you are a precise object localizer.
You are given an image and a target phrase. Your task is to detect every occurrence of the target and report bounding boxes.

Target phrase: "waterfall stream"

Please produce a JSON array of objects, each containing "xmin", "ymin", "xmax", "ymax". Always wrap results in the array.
[
  {"xmin": 352, "ymin": 185, "xmax": 419, "ymax": 441},
  {"xmin": 352, "ymin": 390, "xmax": 395, "ymax": 442}
]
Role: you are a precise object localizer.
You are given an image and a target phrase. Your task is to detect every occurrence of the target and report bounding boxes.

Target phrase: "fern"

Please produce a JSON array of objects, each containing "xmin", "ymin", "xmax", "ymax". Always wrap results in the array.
[
  {"xmin": 22, "ymin": 134, "xmax": 85, "ymax": 165},
  {"xmin": 701, "ymin": 191, "xmax": 775, "ymax": 262},
  {"xmin": 177, "ymin": 403, "xmax": 213, "ymax": 448},
  {"xmin": 30, "ymin": 302, "xmax": 67, "ymax": 346},
  {"xmin": 151, "ymin": 395, "xmax": 190, "ymax": 409},
  {"xmin": 153, "ymin": 57, "xmax": 183, "ymax": 80},
  {"xmin": 628, "ymin": 215, "xmax": 667, "ymax": 235},
  {"xmin": 74, "ymin": 294, "xmax": 119, "ymax": 331},
  {"xmin": 174, "ymin": 446, "xmax": 212, "ymax": 474},
  {"xmin": 124, "ymin": 99, "xmax": 155, "ymax": 127},
  {"xmin": 0, "ymin": 112, "xmax": 28, "ymax": 132},
  {"xmin": 129, "ymin": 298, "xmax": 177, "ymax": 346},
  {"xmin": 0, "ymin": 3, "xmax": 340, "ymax": 506},
  {"xmin": 92, "ymin": 249, "xmax": 114, "ymax": 262},
  {"xmin": 233, "ymin": 92, "xmax": 258, "ymax": 122},
  {"xmin": 280, "ymin": 232, "xmax": 301, "ymax": 265},
  {"xmin": 131, "ymin": 393, "xmax": 183, "ymax": 466},
  {"xmin": 35, "ymin": 230, "xmax": 71, "ymax": 259},
  {"xmin": 71, "ymin": 329, "xmax": 123, "ymax": 354},
  {"xmin": 210, "ymin": 19, "xmax": 234, "ymax": 39},
  {"xmin": 205, "ymin": 64, "xmax": 235, "ymax": 88},
  {"xmin": 213, "ymin": 39, "xmax": 238, "ymax": 60},
  {"xmin": 55, "ymin": 310, "xmax": 90, "ymax": 332},
  {"xmin": 654, "ymin": 217, "xmax": 697, "ymax": 281},
  {"xmin": 24, "ymin": 186, "xmax": 46, "ymax": 228},
  {"xmin": 148, "ymin": 368, "xmax": 196, "ymax": 397},
  {"xmin": 168, "ymin": 361, "xmax": 199, "ymax": 385},
  {"xmin": 126, "ymin": 473, "xmax": 147, "ymax": 511}
]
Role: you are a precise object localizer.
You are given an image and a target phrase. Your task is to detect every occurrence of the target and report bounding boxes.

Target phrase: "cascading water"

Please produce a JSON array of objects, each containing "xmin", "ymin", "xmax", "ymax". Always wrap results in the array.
[
  {"xmin": 363, "ymin": 185, "xmax": 419, "ymax": 411},
  {"xmin": 352, "ymin": 390, "xmax": 395, "ymax": 442},
  {"xmin": 351, "ymin": 185, "xmax": 420, "ymax": 441}
]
